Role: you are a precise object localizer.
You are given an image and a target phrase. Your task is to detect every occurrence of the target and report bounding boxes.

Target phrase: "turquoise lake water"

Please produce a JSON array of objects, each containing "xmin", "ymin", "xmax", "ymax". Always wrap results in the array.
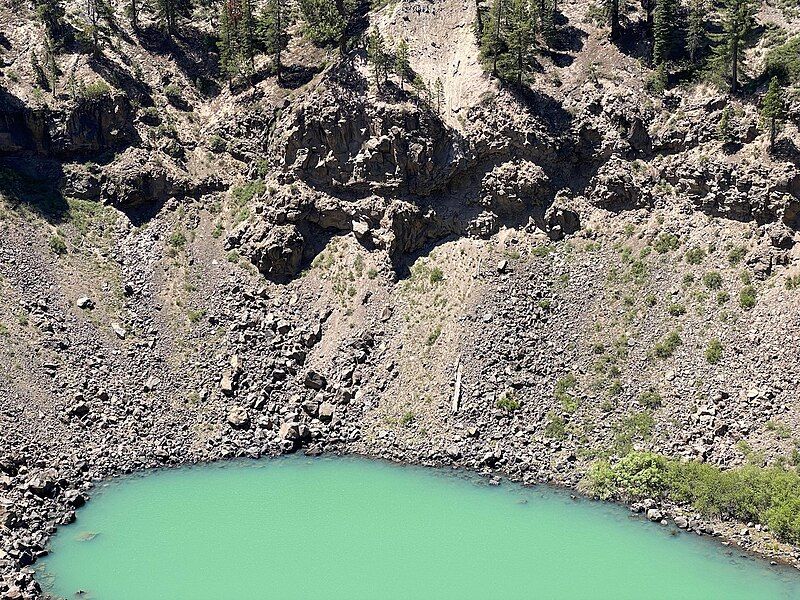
[{"xmin": 37, "ymin": 455, "xmax": 800, "ymax": 599}]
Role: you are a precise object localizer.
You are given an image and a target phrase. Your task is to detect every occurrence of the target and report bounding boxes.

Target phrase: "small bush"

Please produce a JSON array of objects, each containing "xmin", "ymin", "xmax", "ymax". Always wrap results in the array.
[
  {"xmin": 497, "ymin": 389, "xmax": 521, "ymax": 412},
  {"xmin": 639, "ymin": 389, "xmax": 662, "ymax": 408},
  {"xmin": 426, "ymin": 325, "xmax": 442, "ymax": 346},
  {"xmin": 169, "ymin": 231, "xmax": 187, "ymax": 249},
  {"xmin": 786, "ymin": 275, "xmax": 800, "ymax": 290},
  {"xmin": 716, "ymin": 291, "xmax": 730, "ymax": 305},
  {"xmin": 705, "ymin": 338, "xmax": 723, "ymax": 364},
  {"xmin": 429, "ymin": 267, "xmax": 444, "ymax": 284},
  {"xmin": 187, "ymin": 309, "xmax": 206, "ymax": 324},
  {"xmin": 555, "ymin": 374, "xmax": 578, "ymax": 412},
  {"xmin": 703, "ymin": 271, "xmax": 723, "ymax": 290},
  {"xmin": 654, "ymin": 331, "xmax": 681, "ymax": 358},
  {"xmin": 667, "ymin": 302, "xmax": 686, "ymax": 316},
  {"xmin": 400, "ymin": 411, "xmax": 415, "ymax": 426},
  {"xmin": 80, "ymin": 80, "xmax": 111, "ymax": 100},
  {"xmin": 545, "ymin": 412, "xmax": 566, "ymax": 439},
  {"xmin": 652, "ymin": 233, "xmax": 679, "ymax": 254},
  {"xmin": 728, "ymin": 245, "xmax": 746, "ymax": 265},
  {"xmin": 49, "ymin": 235, "xmax": 67, "ymax": 255},
  {"xmin": 685, "ymin": 247, "xmax": 706, "ymax": 265},
  {"xmin": 739, "ymin": 285, "xmax": 756, "ymax": 310},
  {"xmin": 208, "ymin": 135, "xmax": 226, "ymax": 153}
]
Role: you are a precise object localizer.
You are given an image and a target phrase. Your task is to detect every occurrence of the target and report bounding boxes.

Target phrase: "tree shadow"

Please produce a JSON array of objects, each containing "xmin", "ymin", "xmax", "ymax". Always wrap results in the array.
[
  {"xmin": 89, "ymin": 53, "xmax": 154, "ymax": 107},
  {"xmin": 277, "ymin": 64, "xmax": 323, "ymax": 89},
  {"xmin": 137, "ymin": 25, "xmax": 221, "ymax": 96},
  {"xmin": 0, "ymin": 157, "xmax": 69, "ymax": 224}
]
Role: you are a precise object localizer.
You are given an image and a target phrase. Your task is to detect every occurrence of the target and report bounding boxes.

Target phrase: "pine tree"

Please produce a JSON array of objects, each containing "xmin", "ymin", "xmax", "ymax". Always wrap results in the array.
[
  {"xmin": 299, "ymin": 0, "xmax": 347, "ymax": 48},
  {"xmin": 35, "ymin": 0, "xmax": 68, "ymax": 47},
  {"xmin": 85, "ymin": 0, "xmax": 115, "ymax": 56},
  {"xmin": 127, "ymin": 0, "xmax": 140, "ymax": 30},
  {"xmin": 395, "ymin": 39, "xmax": 410, "ymax": 91},
  {"xmin": 43, "ymin": 35, "xmax": 59, "ymax": 94},
  {"xmin": 504, "ymin": 0, "xmax": 537, "ymax": 85},
  {"xmin": 712, "ymin": 0, "xmax": 757, "ymax": 93},
  {"xmin": 761, "ymin": 77, "xmax": 784, "ymax": 153},
  {"xmin": 652, "ymin": 0, "xmax": 679, "ymax": 65},
  {"xmin": 218, "ymin": 0, "xmax": 256, "ymax": 85},
  {"xmin": 367, "ymin": 28, "xmax": 388, "ymax": 91},
  {"xmin": 154, "ymin": 0, "xmax": 192, "ymax": 35},
  {"xmin": 686, "ymin": 0, "xmax": 707, "ymax": 65},
  {"xmin": 257, "ymin": 0, "xmax": 289, "ymax": 81},
  {"xmin": 434, "ymin": 77, "xmax": 444, "ymax": 114},
  {"xmin": 481, "ymin": 0, "xmax": 506, "ymax": 76}
]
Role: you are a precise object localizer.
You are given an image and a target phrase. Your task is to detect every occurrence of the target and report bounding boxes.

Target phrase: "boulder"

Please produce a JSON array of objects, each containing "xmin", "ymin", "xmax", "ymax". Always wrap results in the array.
[{"xmin": 226, "ymin": 406, "xmax": 250, "ymax": 429}]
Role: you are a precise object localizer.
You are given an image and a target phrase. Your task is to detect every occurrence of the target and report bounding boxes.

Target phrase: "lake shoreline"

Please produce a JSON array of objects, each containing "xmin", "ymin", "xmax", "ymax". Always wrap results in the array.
[{"xmin": 31, "ymin": 447, "xmax": 800, "ymax": 599}]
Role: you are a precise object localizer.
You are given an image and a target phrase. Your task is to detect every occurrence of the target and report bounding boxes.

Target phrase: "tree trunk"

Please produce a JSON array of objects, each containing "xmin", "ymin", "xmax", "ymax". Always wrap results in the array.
[
  {"xmin": 770, "ymin": 116, "xmax": 776, "ymax": 152},
  {"xmin": 492, "ymin": 0, "xmax": 502, "ymax": 76},
  {"xmin": 731, "ymin": 37, "xmax": 738, "ymax": 93},
  {"xmin": 610, "ymin": 0, "xmax": 620, "ymax": 40}
]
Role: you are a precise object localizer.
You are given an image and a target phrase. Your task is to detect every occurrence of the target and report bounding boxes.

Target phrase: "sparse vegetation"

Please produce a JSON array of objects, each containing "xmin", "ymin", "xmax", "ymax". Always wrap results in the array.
[
  {"xmin": 654, "ymin": 331, "xmax": 682, "ymax": 358},
  {"xmin": 653, "ymin": 233, "xmax": 680, "ymax": 254},
  {"xmin": 705, "ymin": 338, "xmax": 723, "ymax": 364},
  {"xmin": 497, "ymin": 389, "xmax": 521, "ymax": 412},
  {"xmin": 49, "ymin": 234, "xmax": 67, "ymax": 255},
  {"xmin": 739, "ymin": 285, "xmax": 756, "ymax": 310}
]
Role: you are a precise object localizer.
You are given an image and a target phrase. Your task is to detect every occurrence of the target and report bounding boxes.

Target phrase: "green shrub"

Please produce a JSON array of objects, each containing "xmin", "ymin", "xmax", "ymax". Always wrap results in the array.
[
  {"xmin": 496, "ymin": 389, "xmax": 521, "ymax": 412},
  {"xmin": 545, "ymin": 412, "xmax": 566, "ymax": 439},
  {"xmin": 739, "ymin": 285, "xmax": 756, "ymax": 310},
  {"xmin": 703, "ymin": 271, "xmax": 723, "ymax": 290},
  {"xmin": 232, "ymin": 180, "xmax": 266, "ymax": 205},
  {"xmin": 587, "ymin": 451, "xmax": 800, "ymax": 545},
  {"xmin": 652, "ymin": 233, "xmax": 679, "ymax": 254},
  {"xmin": 80, "ymin": 80, "xmax": 111, "ymax": 100},
  {"xmin": 786, "ymin": 275, "xmax": 800, "ymax": 290},
  {"xmin": 555, "ymin": 373, "xmax": 578, "ymax": 412},
  {"xmin": 613, "ymin": 412, "xmax": 654, "ymax": 454},
  {"xmin": 639, "ymin": 389, "xmax": 662, "ymax": 408},
  {"xmin": 654, "ymin": 331, "xmax": 681, "ymax": 358},
  {"xmin": 716, "ymin": 291, "xmax": 730, "ymax": 305},
  {"xmin": 728, "ymin": 245, "xmax": 746, "ymax": 265},
  {"xmin": 667, "ymin": 303, "xmax": 686, "ymax": 316},
  {"xmin": 764, "ymin": 35, "xmax": 800, "ymax": 82},
  {"xmin": 208, "ymin": 135, "xmax": 226, "ymax": 153},
  {"xmin": 429, "ymin": 267, "xmax": 444, "ymax": 284},
  {"xmin": 169, "ymin": 231, "xmax": 187, "ymax": 249},
  {"xmin": 685, "ymin": 247, "xmax": 706, "ymax": 265},
  {"xmin": 49, "ymin": 234, "xmax": 67, "ymax": 255},
  {"xmin": 400, "ymin": 411, "xmax": 415, "ymax": 426},
  {"xmin": 705, "ymin": 338, "xmax": 723, "ymax": 364}
]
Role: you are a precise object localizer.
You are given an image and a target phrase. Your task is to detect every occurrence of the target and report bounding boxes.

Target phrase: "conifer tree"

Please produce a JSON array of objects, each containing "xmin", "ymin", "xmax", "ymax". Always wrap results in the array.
[
  {"xmin": 395, "ymin": 39, "xmax": 410, "ymax": 91},
  {"xmin": 299, "ymin": 0, "xmax": 347, "ymax": 48},
  {"xmin": 218, "ymin": 0, "xmax": 256, "ymax": 85},
  {"xmin": 127, "ymin": 0, "xmax": 140, "ymax": 31},
  {"xmin": 154, "ymin": 0, "xmax": 192, "ymax": 35},
  {"xmin": 607, "ymin": 0, "xmax": 621, "ymax": 41},
  {"xmin": 257, "ymin": 0, "xmax": 288, "ymax": 80},
  {"xmin": 652, "ymin": 0, "xmax": 679, "ymax": 65},
  {"xmin": 504, "ymin": 0, "xmax": 537, "ymax": 85},
  {"xmin": 761, "ymin": 77, "xmax": 784, "ymax": 153},
  {"xmin": 35, "ymin": 0, "xmax": 67, "ymax": 47},
  {"xmin": 718, "ymin": 105, "xmax": 734, "ymax": 142},
  {"xmin": 481, "ymin": 0, "xmax": 505, "ymax": 76},
  {"xmin": 367, "ymin": 29, "xmax": 388, "ymax": 91},
  {"xmin": 85, "ymin": 0, "xmax": 115, "ymax": 56},
  {"xmin": 686, "ymin": 0, "xmax": 707, "ymax": 65},
  {"xmin": 43, "ymin": 35, "xmax": 59, "ymax": 93},
  {"xmin": 712, "ymin": 0, "xmax": 757, "ymax": 93}
]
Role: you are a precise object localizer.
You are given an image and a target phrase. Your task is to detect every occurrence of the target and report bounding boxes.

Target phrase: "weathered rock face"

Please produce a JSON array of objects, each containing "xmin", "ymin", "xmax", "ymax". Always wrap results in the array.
[
  {"xmin": 230, "ymin": 221, "xmax": 305, "ymax": 280},
  {"xmin": 0, "ymin": 91, "xmax": 136, "ymax": 159},
  {"xmin": 587, "ymin": 156, "xmax": 650, "ymax": 211},
  {"xmin": 479, "ymin": 160, "xmax": 550, "ymax": 216},
  {"xmin": 280, "ymin": 73, "xmax": 466, "ymax": 197}
]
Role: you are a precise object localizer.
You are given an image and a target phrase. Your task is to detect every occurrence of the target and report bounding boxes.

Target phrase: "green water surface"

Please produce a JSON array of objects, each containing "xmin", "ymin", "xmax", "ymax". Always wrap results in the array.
[{"xmin": 37, "ymin": 456, "xmax": 800, "ymax": 599}]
